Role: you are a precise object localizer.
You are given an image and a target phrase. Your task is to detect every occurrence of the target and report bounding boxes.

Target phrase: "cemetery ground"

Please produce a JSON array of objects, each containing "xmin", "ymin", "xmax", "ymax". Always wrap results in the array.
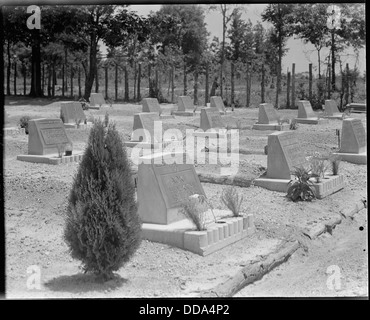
[{"xmin": 4, "ymin": 96, "xmax": 367, "ymax": 298}]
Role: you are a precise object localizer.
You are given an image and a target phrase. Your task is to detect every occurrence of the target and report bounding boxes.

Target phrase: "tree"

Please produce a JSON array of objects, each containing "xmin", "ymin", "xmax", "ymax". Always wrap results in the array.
[
  {"xmin": 64, "ymin": 118, "xmax": 141, "ymax": 280},
  {"xmin": 262, "ymin": 4, "xmax": 294, "ymax": 108}
]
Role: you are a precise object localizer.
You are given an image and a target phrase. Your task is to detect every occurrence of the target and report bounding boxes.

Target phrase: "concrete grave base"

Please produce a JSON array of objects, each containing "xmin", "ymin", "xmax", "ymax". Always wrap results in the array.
[
  {"xmin": 332, "ymin": 152, "xmax": 367, "ymax": 165},
  {"xmin": 88, "ymin": 105, "xmax": 100, "ymax": 110},
  {"xmin": 310, "ymin": 174, "xmax": 345, "ymax": 199},
  {"xmin": 141, "ymin": 211, "xmax": 255, "ymax": 256},
  {"xmin": 159, "ymin": 114, "xmax": 175, "ymax": 120},
  {"xmin": 252, "ymin": 123, "xmax": 290, "ymax": 131},
  {"xmin": 125, "ymin": 141, "xmax": 162, "ymax": 149},
  {"xmin": 193, "ymin": 130, "xmax": 231, "ymax": 139},
  {"xmin": 323, "ymin": 114, "xmax": 343, "ymax": 120},
  {"xmin": 253, "ymin": 177, "xmax": 291, "ymax": 192},
  {"xmin": 295, "ymin": 118, "xmax": 329, "ymax": 125},
  {"xmin": 254, "ymin": 174, "xmax": 345, "ymax": 198},
  {"xmin": 17, "ymin": 151, "xmax": 84, "ymax": 165},
  {"xmin": 63, "ymin": 122, "xmax": 93, "ymax": 129},
  {"xmin": 3, "ymin": 127, "xmax": 26, "ymax": 135},
  {"xmin": 172, "ymin": 111, "xmax": 194, "ymax": 117}
]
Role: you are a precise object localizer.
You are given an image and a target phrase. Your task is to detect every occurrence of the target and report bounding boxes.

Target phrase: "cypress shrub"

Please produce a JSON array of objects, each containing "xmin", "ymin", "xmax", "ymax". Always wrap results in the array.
[{"xmin": 64, "ymin": 117, "xmax": 141, "ymax": 280}]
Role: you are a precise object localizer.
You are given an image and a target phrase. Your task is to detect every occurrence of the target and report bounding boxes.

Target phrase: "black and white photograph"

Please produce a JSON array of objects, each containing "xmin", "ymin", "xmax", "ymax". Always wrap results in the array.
[{"xmin": 0, "ymin": 0, "xmax": 367, "ymax": 303}]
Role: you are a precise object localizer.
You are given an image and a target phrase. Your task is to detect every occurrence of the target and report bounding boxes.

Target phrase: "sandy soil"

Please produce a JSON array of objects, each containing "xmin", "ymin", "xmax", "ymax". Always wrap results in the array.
[{"xmin": 4, "ymin": 97, "xmax": 368, "ymax": 298}]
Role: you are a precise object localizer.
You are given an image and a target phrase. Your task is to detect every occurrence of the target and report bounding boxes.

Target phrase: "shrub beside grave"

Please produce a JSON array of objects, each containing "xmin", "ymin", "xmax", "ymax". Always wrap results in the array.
[
  {"xmin": 64, "ymin": 118, "xmax": 141, "ymax": 280},
  {"xmin": 18, "ymin": 115, "xmax": 31, "ymax": 134}
]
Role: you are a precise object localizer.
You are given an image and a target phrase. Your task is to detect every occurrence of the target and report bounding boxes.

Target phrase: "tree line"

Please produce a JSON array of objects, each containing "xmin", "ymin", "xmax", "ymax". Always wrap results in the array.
[{"xmin": 2, "ymin": 4, "xmax": 365, "ymax": 108}]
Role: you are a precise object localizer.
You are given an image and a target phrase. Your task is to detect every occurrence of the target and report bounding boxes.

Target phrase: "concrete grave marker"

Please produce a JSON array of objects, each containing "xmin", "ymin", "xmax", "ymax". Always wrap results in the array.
[
  {"xmin": 333, "ymin": 118, "xmax": 367, "ymax": 164},
  {"xmin": 26, "ymin": 118, "xmax": 70, "ymax": 155},
  {"xmin": 131, "ymin": 112, "xmax": 162, "ymax": 144},
  {"xmin": 137, "ymin": 152, "xmax": 206, "ymax": 224},
  {"xmin": 324, "ymin": 100, "xmax": 342, "ymax": 119},
  {"xmin": 266, "ymin": 131, "xmax": 307, "ymax": 180},
  {"xmin": 89, "ymin": 93, "xmax": 106, "ymax": 108},
  {"xmin": 210, "ymin": 96, "xmax": 226, "ymax": 114},
  {"xmin": 178, "ymin": 96, "xmax": 194, "ymax": 111},
  {"xmin": 252, "ymin": 103, "xmax": 289, "ymax": 131},
  {"xmin": 295, "ymin": 100, "xmax": 328, "ymax": 124},
  {"xmin": 142, "ymin": 98, "xmax": 161, "ymax": 113},
  {"xmin": 200, "ymin": 107, "xmax": 224, "ymax": 131},
  {"xmin": 60, "ymin": 101, "xmax": 86, "ymax": 124},
  {"xmin": 340, "ymin": 118, "xmax": 366, "ymax": 154}
]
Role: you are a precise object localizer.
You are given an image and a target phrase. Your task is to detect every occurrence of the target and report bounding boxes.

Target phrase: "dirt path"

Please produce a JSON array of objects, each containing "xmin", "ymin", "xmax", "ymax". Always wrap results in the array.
[{"xmin": 234, "ymin": 208, "xmax": 368, "ymax": 297}]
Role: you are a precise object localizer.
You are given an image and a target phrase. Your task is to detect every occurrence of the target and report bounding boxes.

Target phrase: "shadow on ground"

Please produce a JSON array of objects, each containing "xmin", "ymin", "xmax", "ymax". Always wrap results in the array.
[
  {"xmin": 5, "ymin": 96, "xmax": 76, "ymax": 106},
  {"xmin": 44, "ymin": 272, "xmax": 128, "ymax": 293}
]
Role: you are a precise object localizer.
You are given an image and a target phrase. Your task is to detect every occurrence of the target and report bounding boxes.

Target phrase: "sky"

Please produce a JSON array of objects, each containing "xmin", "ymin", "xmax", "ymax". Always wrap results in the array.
[{"xmin": 127, "ymin": 3, "xmax": 366, "ymax": 77}]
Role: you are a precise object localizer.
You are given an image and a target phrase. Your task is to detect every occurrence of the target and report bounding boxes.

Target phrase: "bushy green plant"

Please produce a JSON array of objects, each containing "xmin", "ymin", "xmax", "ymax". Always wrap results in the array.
[
  {"xmin": 79, "ymin": 98, "xmax": 89, "ymax": 110},
  {"xmin": 221, "ymin": 186, "xmax": 243, "ymax": 217},
  {"xmin": 18, "ymin": 115, "xmax": 31, "ymax": 134},
  {"xmin": 310, "ymin": 155, "xmax": 329, "ymax": 182},
  {"xmin": 287, "ymin": 166, "xmax": 316, "ymax": 202},
  {"xmin": 64, "ymin": 118, "xmax": 141, "ymax": 280},
  {"xmin": 290, "ymin": 119, "xmax": 298, "ymax": 130}
]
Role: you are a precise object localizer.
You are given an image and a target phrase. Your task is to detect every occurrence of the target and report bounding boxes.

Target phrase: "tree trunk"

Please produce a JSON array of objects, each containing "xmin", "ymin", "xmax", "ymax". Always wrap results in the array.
[
  {"xmin": 7, "ymin": 41, "xmax": 11, "ymax": 96},
  {"xmin": 64, "ymin": 49, "xmax": 68, "ymax": 94},
  {"xmin": 62, "ymin": 62, "xmax": 65, "ymax": 97},
  {"xmin": 345, "ymin": 63, "xmax": 349, "ymax": 107},
  {"xmin": 245, "ymin": 64, "xmax": 251, "ymax": 108},
  {"xmin": 231, "ymin": 61, "xmax": 235, "ymax": 109},
  {"xmin": 29, "ymin": 29, "xmax": 43, "ymax": 97},
  {"xmin": 13, "ymin": 60, "xmax": 17, "ymax": 95},
  {"xmin": 124, "ymin": 64, "xmax": 129, "ymax": 102},
  {"xmin": 23, "ymin": 64, "xmax": 27, "ymax": 95},
  {"xmin": 292, "ymin": 63, "xmax": 296, "ymax": 108},
  {"xmin": 148, "ymin": 63, "xmax": 151, "ymax": 96},
  {"xmin": 105, "ymin": 66, "xmax": 108, "ymax": 100},
  {"xmin": 47, "ymin": 63, "xmax": 52, "ymax": 97},
  {"xmin": 41, "ymin": 63, "xmax": 45, "ymax": 93},
  {"xmin": 133, "ymin": 62, "xmax": 137, "ymax": 101},
  {"xmin": 220, "ymin": 4, "xmax": 227, "ymax": 98},
  {"xmin": 52, "ymin": 62, "xmax": 56, "ymax": 97},
  {"xmin": 70, "ymin": 65, "xmax": 73, "ymax": 97},
  {"xmin": 261, "ymin": 64, "xmax": 265, "ymax": 103},
  {"xmin": 193, "ymin": 70, "xmax": 198, "ymax": 106},
  {"xmin": 115, "ymin": 63, "xmax": 118, "ymax": 101},
  {"xmin": 78, "ymin": 66, "xmax": 82, "ymax": 98},
  {"xmin": 286, "ymin": 71, "xmax": 291, "ymax": 108},
  {"xmin": 331, "ymin": 30, "xmax": 336, "ymax": 92},
  {"xmin": 205, "ymin": 62, "xmax": 209, "ymax": 105},
  {"xmin": 317, "ymin": 48, "xmax": 321, "ymax": 79},
  {"xmin": 309, "ymin": 63, "xmax": 313, "ymax": 102},
  {"xmin": 183, "ymin": 61, "xmax": 187, "ymax": 95},
  {"xmin": 327, "ymin": 65, "xmax": 331, "ymax": 99},
  {"xmin": 137, "ymin": 62, "xmax": 141, "ymax": 102},
  {"xmin": 83, "ymin": 34, "xmax": 97, "ymax": 100},
  {"xmin": 95, "ymin": 64, "xmax": 99, "ymax": 93}
]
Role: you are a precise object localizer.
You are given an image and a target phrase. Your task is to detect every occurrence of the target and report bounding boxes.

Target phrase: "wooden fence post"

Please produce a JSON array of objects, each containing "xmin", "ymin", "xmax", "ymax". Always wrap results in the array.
[{"xmin": 292, "ymin": 63, "xmax": 296, "ymax": 108}]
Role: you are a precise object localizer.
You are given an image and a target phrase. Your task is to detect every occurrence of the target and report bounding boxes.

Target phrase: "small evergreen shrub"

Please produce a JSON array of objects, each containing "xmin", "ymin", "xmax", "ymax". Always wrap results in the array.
[
  {"xmin": 290, "ymin": 119, "xmax": 298, "ymax": 130},
  {"xmin": 79, "ymin": 98, "xmax": 89, "ymax": 110},
  {"xmin": 221, "ymin": 186, "xmax": 243, "ymax": 217},
  {"xmin": 64, "ymin": 118, "xmax": 141, "ymax": 280},
  {"xmin": 329, "ymin": 154, "xmax": 341, "ymax": 175},
  {"xmin": 287, "ymin": 166, "xmax": 316, "ymax": 202},
  {"xmin": 18, "ymin": 115, "xmax": 31, "ymax": 134}
]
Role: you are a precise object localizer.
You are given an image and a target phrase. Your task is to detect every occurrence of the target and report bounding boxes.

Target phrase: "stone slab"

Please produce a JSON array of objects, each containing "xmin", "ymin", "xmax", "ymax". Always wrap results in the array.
[
  {"xmin": 324, "ymin": 100, "xmax": 342, "ymax": 117},
  {"xmin": 89, "ymin": 93, "xmax": 106, "ymax": 107},
  {"xmin": 142, "ymin": 98, "xmax": 161, "ymax": 113},
  {"xmin": 26, "ymin": 118, "xmax": 71, "ymax": 155},
  {"xmin": 137, "ymin": 152, "xmax": 206, "ymax": 225},
  {"xmin": 3, "ymin": 127, "xmax": 26, "ymax": 135},
  {"xmin": 17, "ymin": 151, "xmax": 84, "ymax": 165},
  {"xmin": 177, "ymin": 96, "xmax": 195, "ymax": 111},
  {"xmin": 257, "ymin": 103, "xmax": 279, "ymax": 124},
  {"xmin": 200, "ymin": 107, "xmax": 224, "ymax": 131},
  {"xmin": 332, "ymin": 152, "xmax": 367, "ymax": 165},
  {"xmin": 310, "ymin": 174, "xmax": 345, "ymax": 199},
  {"xmin": 141, "ymin": 213, "xmax": 255, "ymax": 256},
  {"xmin": 253, "ymin": 178, "xmax": 290, "ymax": 192},
  {"xmin": 60, "ymin": 101, "xmax": 86, "ymax": 124},
  {"xmin": 295, "ymin": 118, "xmax": 328, "ymax": 125},
  {"xmin": 210, "ymin": 96, "xmax": 226, "ymax": 113},
  {"xmin": 252, "ymin": 123, "xmax": 289, "ymax": 131},
  {"xmin": 172, "ymin": 111, "xmax": 194, "ymax": 117},
  {"xmin": 131, "ymin": 112, "xmax": 162, "ymax": 144},
  {"xmin": 339, "ymin": 118, "xmax": 366, "ymax": 154},
  {"xmin": 297, "ymin": 100, "xmax": 316, "ymax": 118},
  {"xmin": 266, "ymin": 131, "xmax": 307, "ymax": 180}
]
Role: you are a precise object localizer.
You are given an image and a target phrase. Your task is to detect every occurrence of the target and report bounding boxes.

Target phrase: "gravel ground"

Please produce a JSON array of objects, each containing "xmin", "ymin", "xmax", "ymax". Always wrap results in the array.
[{"xmin": 4, "ymin": 98, "xmax": 367, "ymax": 298}]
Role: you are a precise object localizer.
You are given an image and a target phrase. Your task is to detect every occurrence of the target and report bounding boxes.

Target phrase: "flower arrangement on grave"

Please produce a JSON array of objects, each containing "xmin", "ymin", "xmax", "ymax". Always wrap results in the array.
[{"xmin": 64, "ymin": 118, "xmax": 141, "ymax": 280}]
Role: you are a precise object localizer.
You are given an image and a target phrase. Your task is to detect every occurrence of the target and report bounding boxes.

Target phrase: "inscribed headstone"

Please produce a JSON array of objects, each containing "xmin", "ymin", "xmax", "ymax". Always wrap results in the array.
[
  {"xmin": 266, "ymin": 131, "xmax": 307, "ymax": 179},
  {"xmin": 297, "ymin": 100, "xmax": 316, "ymax": 118},
  {"xmin": 210, "ymin": 96, "xmax": 226, "ymax": 113},
  {"xmin": 200, "ymin": 107, "xmax": 224, "ymax": 131},
  {"xmin": 142, "ymin": 98, "xmax": 161, "ymax": 113},
  {"xmin": 131, "ymin": 112, "xmax": 162, "ymax": 143},
  {"xmin": 137, "ymin": 152, "xmax": 206, "ymax": 224},
  {"xmin": 340, "ymin": 118, "xmax": 366, "ymax": 154},
  {"xmin": 60, "ymin": 101, "xmax": 86, "ymax": 123},
  {"xmin": 324, "ymin": 100, "xmax": 341, "ymax": 116},
  {"xmin": 89, "ymin": 93, "xmax": 106, "ymax": 107},
  {"xmin": 27, "ymin": 118, "xmax": 70, "ymax": 155},
  {"xmin": 258, "ymin": 103, "xmax": 279, "ymax": 124},
  {"xmin": 178, "ymin": 96, "xmax": 194, "ymax": 111}
]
